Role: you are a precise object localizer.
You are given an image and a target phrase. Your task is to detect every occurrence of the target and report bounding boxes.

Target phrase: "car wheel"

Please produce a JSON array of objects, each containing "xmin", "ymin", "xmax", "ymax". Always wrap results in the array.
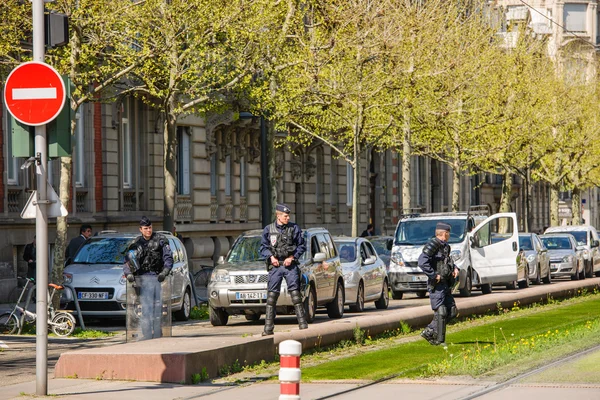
[
  {"xmin": 209, "ymin": 306, "xmax": 229, "ymax": 326},
  {"xmin": 459, "ymin": 270, "xmax": 473, "ymax": 297},
  {"xmin": 244, "ymin": 313, "xmax": 261, "ymax": 322},
  {"xmin": 416, "ymin": 291, "xmax": 427, "ymax": 298},
  {"xmin": 533, "ymin": 264, "xmax": 542, "ymax": 285},
  {"xmin": 304, "ymin": 285, "xmax": 317, "ymax": 323},
  {"xmin": 174, "ymin": 289, "xmax": 191, "ymax": 321},
  {"xmin": 391, "ymin": 290, "xmax": 403, "ymax": 300},
  {"xmin": 326, "ymin": 282, "xmax": 344, "ymax": 319},
  {"xmin": 595, "ymin": 270, "xmax": 600, "ymax": 278},
  {"xmin": 349, "ymin": 283, "xmax": 365, "ymax": 313},
  {"xmin": 505, "ymin": 281, "xmax": 517, "ymax": 290},
  {"xmin": 585, "ymin": 261, "xmax": 594, "ymax": 278},
  {"xmin": 375, "ymin": 280, "xmax": 389, "ymax": 310},
  {"xmin": 543, "ymin": 267, "xmax": 552, "ymax": 284},
  {"xmin": 579, "ymin": 262, "xmax": 586, "ymax": 280},
  {"xmin": 481, "ymin": 283, "xmax": 492, "ymax": 294},
  {"xmin": 571, "ymin": 268, "xmax": 580, "ymax": 281}
]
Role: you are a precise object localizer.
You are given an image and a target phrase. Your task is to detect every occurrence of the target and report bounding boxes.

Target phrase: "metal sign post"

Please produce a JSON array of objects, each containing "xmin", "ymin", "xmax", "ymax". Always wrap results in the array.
[{"xmin": 33, "ymin": 0, "xmax": 49, "ymax": 394}]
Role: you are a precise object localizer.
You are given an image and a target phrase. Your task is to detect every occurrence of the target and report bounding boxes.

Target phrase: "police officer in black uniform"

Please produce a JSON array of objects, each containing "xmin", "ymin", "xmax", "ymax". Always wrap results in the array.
[
  {"xmin": 260, "ymin": 203, "xmax": 307, "ymax": 336},
  {"xmin": 124, "ymin": 216, "xmax": 174, "ymax": 340},
  {"xmin": 418, "ymin": 222, "xmax": 459, "ymax": 347}
]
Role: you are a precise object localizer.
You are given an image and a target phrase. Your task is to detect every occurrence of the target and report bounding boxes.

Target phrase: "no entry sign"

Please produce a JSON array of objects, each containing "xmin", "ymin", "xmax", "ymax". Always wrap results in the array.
[{"xmin": 3, "ymin": 61, "xmax": 66, "ymax": 126}]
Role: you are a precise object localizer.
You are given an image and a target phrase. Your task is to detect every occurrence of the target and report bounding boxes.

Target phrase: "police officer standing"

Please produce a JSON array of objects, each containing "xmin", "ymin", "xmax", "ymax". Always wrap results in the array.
[
  {"xmin": 124, "ymin": 216, "xmax": 174, "ymax": 340},
  {"xmin": 418, "ymin": 222, "xmax": 459, "ymax": 347},
  {"xmin": 260, "ymin": 203, "xmax": 307, "ymax": 336}
]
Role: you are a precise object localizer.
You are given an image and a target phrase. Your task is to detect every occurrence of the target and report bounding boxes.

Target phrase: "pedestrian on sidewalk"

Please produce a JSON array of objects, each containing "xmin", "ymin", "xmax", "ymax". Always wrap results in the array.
[
  {"xmin": 23, "ymin": 235, "xmax": 36, "ymax": 281},
  {"xmin": 418, "ymin": 222, "xmax": 459, "ymax": 347}
]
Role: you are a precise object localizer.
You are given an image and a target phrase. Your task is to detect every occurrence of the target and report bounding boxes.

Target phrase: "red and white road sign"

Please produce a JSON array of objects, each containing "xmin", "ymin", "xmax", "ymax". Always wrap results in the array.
[{"xmin": 3, "ymin": 61, "xmax": 66, "ymax": 126}]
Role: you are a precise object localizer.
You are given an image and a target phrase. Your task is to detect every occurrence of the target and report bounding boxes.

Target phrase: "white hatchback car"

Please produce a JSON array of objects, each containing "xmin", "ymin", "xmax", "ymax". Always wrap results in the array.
[{"xmin": 62, "ymin": 231, "xmax": 193, "ymax": 321}]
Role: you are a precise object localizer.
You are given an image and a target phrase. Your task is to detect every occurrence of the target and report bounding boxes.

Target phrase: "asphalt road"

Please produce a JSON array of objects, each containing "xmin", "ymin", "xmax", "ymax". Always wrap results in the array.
[{"xmin": 0, "ymin": 282, "xmax": 556, "ymax": 388}]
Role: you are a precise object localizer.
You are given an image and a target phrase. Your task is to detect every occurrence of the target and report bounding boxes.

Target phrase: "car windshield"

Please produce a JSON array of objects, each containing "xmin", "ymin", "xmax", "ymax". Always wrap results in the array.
[
  {"xmin": 541, "ymin": 237, "xmax": 572, "ymax": 250},
  {"xmin": 395, "ymin": 219, "xmax": 466, "ymax": 245},
  {"xmin": 518, "ymin": 236, "xmax": 533, "ymax": 250},
  {"xmin": 227, "ymin": 236, "xmax": 265, "ymax": 263},
  {"xmin": 550, "ymin": 231, "xmax": 586, "ymax": 246},
  {"xmin": 334, "ymin": 241, "xmax": 357, "ymax": 263},
  {"xmin": 73, "ymin": 237, "xmax": 134, "ymax": 264},
  {"xmin": 369, "ymin": 238, "xmax": 391, "ymax": 256}
]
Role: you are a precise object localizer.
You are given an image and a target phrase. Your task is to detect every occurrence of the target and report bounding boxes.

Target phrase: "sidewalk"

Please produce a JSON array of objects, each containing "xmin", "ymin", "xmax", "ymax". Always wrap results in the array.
[{"xmin": 2, "ymin": 376, "xmax": 600, "ymax": 400}]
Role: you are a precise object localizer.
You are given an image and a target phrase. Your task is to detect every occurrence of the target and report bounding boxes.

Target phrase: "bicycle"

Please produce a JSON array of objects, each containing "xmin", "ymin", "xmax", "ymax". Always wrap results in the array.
[
  {"xmin": 192, "ymin": 266, "xmax": 214, "ymax": 304},
  {"xmin": 0, "ymin": 277, "xmax": 76, "ymax": 337}
]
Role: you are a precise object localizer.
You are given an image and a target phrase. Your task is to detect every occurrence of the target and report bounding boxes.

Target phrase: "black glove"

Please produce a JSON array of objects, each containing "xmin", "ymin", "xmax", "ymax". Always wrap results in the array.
[
  {"xmin": 157, "ymin": 268, "xmax": 169, "ymax": 283},
  {"xmin": 127, "ymin": 274, "xmax": 135, "ymax": 283}
]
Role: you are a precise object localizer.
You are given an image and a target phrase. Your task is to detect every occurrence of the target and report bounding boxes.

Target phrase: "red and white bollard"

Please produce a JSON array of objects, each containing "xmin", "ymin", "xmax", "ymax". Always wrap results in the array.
[{"xmin": 279, "ymin": 340, "xmax": 302, "ymax": 400}]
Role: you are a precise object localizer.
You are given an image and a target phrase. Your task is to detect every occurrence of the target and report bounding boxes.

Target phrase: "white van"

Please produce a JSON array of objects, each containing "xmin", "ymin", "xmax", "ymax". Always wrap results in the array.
[
  {"xmin": 388, "ymin": 212, "xmax": 519, "ymax": 298},
  {"xmin": 544, "ymin": 225, "xmax": 600, "ymax": 278}
]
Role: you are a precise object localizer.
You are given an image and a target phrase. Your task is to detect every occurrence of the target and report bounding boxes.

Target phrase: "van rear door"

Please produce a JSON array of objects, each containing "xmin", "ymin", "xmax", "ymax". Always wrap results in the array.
[{"xmin": 468, "ymin": 213, "xmax": 519, "ymax": 284}]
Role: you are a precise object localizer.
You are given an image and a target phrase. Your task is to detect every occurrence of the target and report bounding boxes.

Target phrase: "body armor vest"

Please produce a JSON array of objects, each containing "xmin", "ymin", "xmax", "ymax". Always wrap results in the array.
[
  {"xmin": 131, "ymin": 233, "xmax": 166, "ymax": 275},
  {"xmin": 268, "ymin": 223, "xmax": 296, "ymax": 260},
  {"xmin": 436, "ymin": 244, "xmax": 454, "ymax": 283}
]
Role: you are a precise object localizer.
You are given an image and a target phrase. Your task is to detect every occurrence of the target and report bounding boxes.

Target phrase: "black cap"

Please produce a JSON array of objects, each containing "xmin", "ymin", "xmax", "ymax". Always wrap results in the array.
[
  {"xmin": 436, "ymin": 222, "xmax": 451, "ymax": 232},
  {"xmin": 140, "ymin": 216, "xmax": 152, "ymax": 227},
  {"xmin": 276, "ymin": 203, "xmax": 291, "ymax": 214}
]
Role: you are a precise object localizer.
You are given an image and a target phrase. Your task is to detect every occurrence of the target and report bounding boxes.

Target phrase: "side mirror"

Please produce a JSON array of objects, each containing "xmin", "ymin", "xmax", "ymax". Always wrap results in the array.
[
  {"xmin": 470, "ymin": 236, "xmax": 478, "ymax": 248},
  {"xmin": 313, "ymin": 252, "xmax": 327, "ymax": 263},
  {"xmin": 217, "ymin": 256, "xmax": 225, "ymax": 265},
  {"xmin": 592, "ymin": 240, "xmax": 599, "ymax": 248},
  {"xmin": 363, "ymin": 256, "xmax": 376, "ymax": 265}
]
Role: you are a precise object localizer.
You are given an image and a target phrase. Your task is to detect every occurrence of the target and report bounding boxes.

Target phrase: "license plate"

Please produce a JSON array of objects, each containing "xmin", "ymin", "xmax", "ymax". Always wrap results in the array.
[
  {"xmin": 412, "ymin": 275, "xmax": 427, "ymax": 282},
  {"xmin": 78, "ymin": 292, "xmax": 108, "ymax": 300},
  {"xmin": 236, "ymin": 292, "xmax": 267, "ymax": 300}
]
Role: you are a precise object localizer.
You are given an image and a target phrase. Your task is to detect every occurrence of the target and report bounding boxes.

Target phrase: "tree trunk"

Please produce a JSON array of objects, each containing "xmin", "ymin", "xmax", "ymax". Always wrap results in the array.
[
  {"xmin": 351, "ymin": 135, "xmax": 361, "ymax": 237},
  {"xmin": 51, "ymin": 157, "xmax": 72, "ymax": 289},
  {"xmin": 266, "ymin": 119, "xmax": 276, "ymax": 224},
  {"xmin": 550, "ymin": 184, "xmax": 560, "ymax": 226},
  {"xmin": 163, "ymin": 110, "xmax": 177, "ymax": 233},
  {"xmin": 452, "ymin": 164, "xmax": 460, "ymax": 212},
  {"xmin": 524, "ymin": 166, "xmax": 533, "ymax": 233},
  {"xmin": 571, "ymin": 187, "xmax": 581, "ymax": 225},
  {"xmin": 499, "ymin": 171, "xmax": 512, "ymax": 213},
  {"xmin": 401, "ymin": 116, "xmax": 411, "ymax": 213}
]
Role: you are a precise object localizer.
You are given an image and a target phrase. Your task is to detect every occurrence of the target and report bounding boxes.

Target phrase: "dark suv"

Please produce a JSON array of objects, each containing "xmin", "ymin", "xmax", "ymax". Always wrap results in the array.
[{"xmin": 207, "ymin": 227, "xmax": 345, "ymax": 326}]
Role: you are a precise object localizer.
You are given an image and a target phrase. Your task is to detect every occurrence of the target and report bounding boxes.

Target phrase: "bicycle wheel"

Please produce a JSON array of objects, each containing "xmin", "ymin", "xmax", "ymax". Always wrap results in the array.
[
  {"xmin": 50, "ymin": 312, "xmax": 76, "ymax": 337},
  {"xmin": 0, "ymin": 312, "xmax": 19, "ymax": 335},
  {"xmin": 193, "ymin": 268, "xmax": 213, "ymax": 303}
]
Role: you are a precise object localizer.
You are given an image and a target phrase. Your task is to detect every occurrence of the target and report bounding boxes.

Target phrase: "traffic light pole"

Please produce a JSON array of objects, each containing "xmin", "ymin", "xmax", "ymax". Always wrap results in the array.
[{"xmin": 32, "ymin": 0, "xmax": 49, "ymax": 395}]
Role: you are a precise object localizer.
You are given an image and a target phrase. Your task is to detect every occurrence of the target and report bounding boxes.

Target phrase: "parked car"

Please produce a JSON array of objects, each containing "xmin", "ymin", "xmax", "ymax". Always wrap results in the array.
[
  {"xmin": 207, "ymin": 227, "xmax": 345, "ymax": 326},
  {"xmin": 366, "ymin": 236, "xmax": 393, "ymax": 271},
  {"xmin": 539, "ymin": 234, "xmax": 585, "ymax": 281},
  {"xmin": 544, "ymin": 225, "xmax": 600, "ymax": 278},
  {"xmin": 519, "ymin": 233, "xmax": 551, "ymax": 285},
  {"xmin": 389, "ymin": 210, "xmax": 519, "ymax": 299},
  {"xmin": 333, "ymin": 237, "xmax": 389, "ymax": 312},
  {"xmin": 62, "ymin": 231, "xmax": 193, "ymax": 321}
]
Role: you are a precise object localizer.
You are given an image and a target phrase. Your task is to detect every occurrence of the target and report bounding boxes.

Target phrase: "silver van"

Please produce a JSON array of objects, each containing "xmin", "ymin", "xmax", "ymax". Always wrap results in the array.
[
  {"xmin": 207, "ymin": 227, "xmax": 345, "ymax": 326},
  {"xmin": 389, "ymin": 212, "xmax": 519, "ymax": 298}
]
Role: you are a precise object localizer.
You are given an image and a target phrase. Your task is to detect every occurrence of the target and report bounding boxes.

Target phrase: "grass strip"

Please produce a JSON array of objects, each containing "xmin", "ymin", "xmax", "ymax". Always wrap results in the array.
[{"xmin": 301, "ymin": 294, "xmax": 600, "ymax": 381}]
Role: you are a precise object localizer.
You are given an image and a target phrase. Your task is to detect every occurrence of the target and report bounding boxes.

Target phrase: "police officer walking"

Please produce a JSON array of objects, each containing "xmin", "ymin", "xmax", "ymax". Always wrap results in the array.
[
  {"xmin": 124, "ymin": 216, "xmax": 174, "ymax": 340},
  {"xmin": 260, "ymin": 203, "xmax": 307, "ymax": 336},
  {"xmin": 418, "ymin": 222, "xmax": 459, "ymax": 347}
]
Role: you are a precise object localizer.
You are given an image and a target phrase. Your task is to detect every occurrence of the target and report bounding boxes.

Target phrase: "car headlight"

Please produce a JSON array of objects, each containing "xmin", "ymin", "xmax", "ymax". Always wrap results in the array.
[
  {"xmin": 63, "ymin": 273, "xmax": 72, "ymax": 284},
  {"xmin": 450, "ymin": 250, "xmax": 462, "ymax": 262},
  {"xmin": 526, "ymin": 254, "xmax": 535, "ymax": 263},
  {"xmin": 562, "ymin": 256, "xmax": 573, "ymax": 263},
  {"xmin": 582, "ymin": 249, "xmax": 590, "ymax": 260},
  {"xmin": 211, "ymin": 269, "xmax": 230, "ymax": 283},
  {"xmin": 119, "ymin": 275, "xmax": 127, "ymax": 285},
  {"xmin": 390, "ymin": 250, "xmax": 405, "ymax": 267}
]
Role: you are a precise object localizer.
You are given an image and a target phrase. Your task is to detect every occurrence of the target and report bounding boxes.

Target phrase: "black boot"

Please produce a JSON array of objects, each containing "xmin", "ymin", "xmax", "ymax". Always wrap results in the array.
[
  {"xmin": 262, "ymin": 291, "xmax": 279, "ymax": 336},
  {"xmin": 435, "ymin": 306, "xmax": 448, "ymax": 346},
  {"xmin": 290, "ymin": 290, "xmax": 308, "ymax": 329}
]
